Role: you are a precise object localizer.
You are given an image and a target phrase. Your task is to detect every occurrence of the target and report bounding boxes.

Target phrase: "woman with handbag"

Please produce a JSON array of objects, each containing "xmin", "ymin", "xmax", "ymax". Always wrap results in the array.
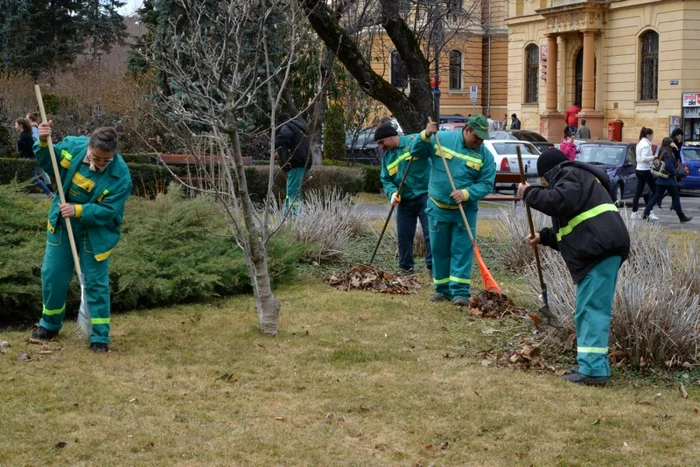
[
  {"xmin": 631, "ymin": 127, "xmax": 657, "ymax": 220},
  {"xmin": 643, "ymin": 137, "xmax": 692, "ymax": 223}
]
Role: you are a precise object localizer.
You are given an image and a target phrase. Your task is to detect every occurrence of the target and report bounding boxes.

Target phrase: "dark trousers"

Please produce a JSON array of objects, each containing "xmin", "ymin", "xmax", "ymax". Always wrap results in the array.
[
  {"xmin": 396, "ymin": 193, "xmax": 432, "ymax": 272},
  {"xmin": 644, "ymin": 183, "xmax": 686, "ymax": 220},
  {"xmin": 632, "ymin": 170, "xmax": 655, "ymax": 212}
]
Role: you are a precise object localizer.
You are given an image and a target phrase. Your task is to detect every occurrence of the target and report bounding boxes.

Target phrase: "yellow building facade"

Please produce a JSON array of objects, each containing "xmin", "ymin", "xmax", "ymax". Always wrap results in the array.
[
  {"xmin": 507, "ymin": 0, "xmax": 700, "ymax": 144},
  {"xmin": 369, "ymin": 0, "xmax": 509, "ymax": 122}
]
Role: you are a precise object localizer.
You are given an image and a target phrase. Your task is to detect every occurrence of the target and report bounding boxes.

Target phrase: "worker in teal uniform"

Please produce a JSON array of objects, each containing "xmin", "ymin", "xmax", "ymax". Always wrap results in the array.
[
  {"xmin": 31, "ymin": 122, "xmax": 132, "ymax": 352},
  {"xmin": 411, "ymin": 114, "xmax": 496, "ymax": 305},
  {"xmin": 377, "ymin": 124, "xmax": 432, "ymax": 273}
]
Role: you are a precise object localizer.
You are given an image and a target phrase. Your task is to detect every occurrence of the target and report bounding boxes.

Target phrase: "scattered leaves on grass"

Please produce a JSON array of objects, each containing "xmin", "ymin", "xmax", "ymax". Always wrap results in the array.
[
  {"xmin": 440, "ymin": 441, "xmax": 449, "ymax": 450},
  {"xmin": 0, "ymin": 341, "xmax": 10, "ymax": 354},
  {"xmin": 17, "ymin": 353, "xmax": 31, "ymax": 361},
  {"xmin": 679, "ymin": 384, "xmax": 688, "ymax": 399},
  {"xmin": 468, "ymin": 291, "xmax": 527, "ymax": 319},
  {"xmin": 54, "ymin": 441, "xmax": 67, "ymax": 449},
  {"xmin": 636, "ymin": 400, "xmax": 653, "ymax": 406},
  {"xmin": 275, "ymin": 417, "xmax": 286, "ymax": 422},
  {"xmin": 328, "ymin": 264, "xmax": 420, "ymax": 294},
  {"xmin": 476, "ymin": 339, "xmax": 564, "ymax": 373},
  {"xmin": 215, "ymin": 374, "xmax": 237, "ymax": 383},
  {"xmin": 592, "ymin": 417, "xmax": 606, "ymax": 425},
  {"xmin": 25, "ymin": 338, "xmax": 43, "ymax": 345}
]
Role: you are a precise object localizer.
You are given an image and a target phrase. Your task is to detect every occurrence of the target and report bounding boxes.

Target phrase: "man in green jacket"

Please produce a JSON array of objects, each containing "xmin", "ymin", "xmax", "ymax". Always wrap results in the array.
[
  {"xmin": 377, "ymin": 124, "xmax": 432, "ymax": 273},
  {"xmin": 31, "ymin": 122, "xmax": 132, "ymax": 352},
  {"xmin": 411, "ymin": 115, "xmax": 496, "ymax": 305}
]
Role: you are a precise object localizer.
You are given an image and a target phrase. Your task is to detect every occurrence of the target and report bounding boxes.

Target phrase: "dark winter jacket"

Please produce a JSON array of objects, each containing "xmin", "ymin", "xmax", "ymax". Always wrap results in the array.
[
  {"xmin": 17, "ymin": 131, "xmax": 35, "ymax": 159},
  {"xmin": 275, "ymin": 119, "xmax": 311, "ymax": 172},
  {"xmin": 523, "ymin": 161, "xmax": 630, "ymax": 284},
  {"xmin": 655, "ymin": 151, "xmax": 682, "ymax": 186},
  {"xmin": 510, "ymin": 118, "xmax": 521, "ymax": 130}
]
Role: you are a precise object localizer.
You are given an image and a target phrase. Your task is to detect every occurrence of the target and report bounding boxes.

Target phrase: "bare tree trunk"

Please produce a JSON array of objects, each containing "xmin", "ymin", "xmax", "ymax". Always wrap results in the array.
[
  {"xmin": 308, "ymin": 48, "xmax": 336, "ymax": 165},
  {"xmin": 227, "ymin": 114, "xmax": 280, "ymax": 335}
]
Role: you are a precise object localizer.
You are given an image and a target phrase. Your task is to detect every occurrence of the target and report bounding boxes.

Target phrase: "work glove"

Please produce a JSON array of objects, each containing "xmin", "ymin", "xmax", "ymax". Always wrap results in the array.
[{"xmin": 391, "ymin": 192, "xmax": 401, "ymax": 206}]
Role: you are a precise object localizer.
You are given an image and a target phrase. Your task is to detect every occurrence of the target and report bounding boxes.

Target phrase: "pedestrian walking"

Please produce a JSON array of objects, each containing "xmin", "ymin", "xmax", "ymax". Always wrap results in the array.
[
  {"xmin": 564, "ymin": 102, "xmax": 581, "ymax": 134},
  {"xmin": 411, "ymin": 115, "xmax": 496, "ymax": 306},
  {"xmin": 31, "ymin": 122, "xmax": 133, "ymax": 352},
  {"xmin": 14, "ymin": 117, "xmax": 52, "ymax": 197},
  {"xmin": 510, "ymin": 113, "xmax": 521, "ymax": 130},
  {"xmin": 643, "ymin": 137, "xmax": 692, "ymax": 223},
  {"xmin": 518, "ymin": 149, "xmax": 630, "ymax": 385},
  {"xmin": 376, "ymin": 124, "xmax": 432, "ymax": 274},
  {"xmin": 631, "ymin": 127, "xmax": 658, "ymax": 220},
  {"xmin": 574, "ymin": 119, "xmax": 590, "ymax": 140}
]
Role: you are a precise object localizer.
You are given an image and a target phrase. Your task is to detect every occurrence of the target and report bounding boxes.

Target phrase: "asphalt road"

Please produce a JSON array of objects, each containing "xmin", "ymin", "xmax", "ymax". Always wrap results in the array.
[{"xmin": 360, "ymin": 192, "xmax": 700, "ymax": 232}]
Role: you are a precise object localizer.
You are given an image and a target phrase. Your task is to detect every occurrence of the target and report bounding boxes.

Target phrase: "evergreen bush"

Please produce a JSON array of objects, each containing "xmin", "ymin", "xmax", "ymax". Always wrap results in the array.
[
  {"xmin": 323, "ymin": 103, "xmax": 346, "ymax": 161},
  {"xmin": 0, "ymin": 184, "xmax": 317, "ymax": 325}
]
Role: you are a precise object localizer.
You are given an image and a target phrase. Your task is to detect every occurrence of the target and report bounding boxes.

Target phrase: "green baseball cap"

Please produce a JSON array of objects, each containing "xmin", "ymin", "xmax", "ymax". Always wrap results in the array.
[{"xmin": 466, "ymin": 114, "xmax": 490, "ymax": 140}]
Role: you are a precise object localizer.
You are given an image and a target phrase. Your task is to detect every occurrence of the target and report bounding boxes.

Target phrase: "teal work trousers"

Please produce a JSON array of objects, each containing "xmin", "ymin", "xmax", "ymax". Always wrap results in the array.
[
  {"xmin": 39, "ymin": 221, "xmax": 112, "ymax": 344},
  {"xmin": 575, "ymin": 255, "xmax": 623, "ymax": 377},
  {"xmin": 285, "ymin": 168, "xmax": 308, "ymax": 217},
  {"xmin": 428, "ymin": 208, "xmax": 477, "ymax": 300}
]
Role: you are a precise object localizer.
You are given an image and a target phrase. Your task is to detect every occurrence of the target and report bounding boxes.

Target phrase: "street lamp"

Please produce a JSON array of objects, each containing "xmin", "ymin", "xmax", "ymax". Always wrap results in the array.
[{"xmin": 135, "ymin": 21, "xmax": 141, "ymax": 36}]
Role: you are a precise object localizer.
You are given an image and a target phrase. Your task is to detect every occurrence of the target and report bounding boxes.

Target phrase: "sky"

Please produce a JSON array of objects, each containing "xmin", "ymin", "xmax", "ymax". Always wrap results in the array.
[{"xmin": 118, "ymin": 0, "xmax": 143, "ymax": 16}]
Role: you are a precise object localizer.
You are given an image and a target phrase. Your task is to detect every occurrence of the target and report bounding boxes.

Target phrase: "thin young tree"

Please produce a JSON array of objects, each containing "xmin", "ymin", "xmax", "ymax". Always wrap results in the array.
[{"xmin": 141, "ymin": 0, "xmax": 315, "ymax": 335}]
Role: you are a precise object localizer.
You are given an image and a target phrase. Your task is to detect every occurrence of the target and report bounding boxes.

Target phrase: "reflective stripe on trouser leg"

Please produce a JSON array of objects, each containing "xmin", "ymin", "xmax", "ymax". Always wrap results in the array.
[
  {"xmin": 575, "ymin": 255, "xmax": 622, "ymax": 377},
  {"xmin": 429, "ymin": 216, "xmax": 452, "ymax": 300},
  {"xmin": 449, "ymin": 209, "xmax": 477, "ymax": 300},
  {"xmin": 40, "ymin": 224, "xmax": 76, "ymax": 332},
  {"xmin": 77, "ymin": 228, "xmax": 112, "ymax": 344},
  {"xmin": 285, "ymin": 167, "xmax": 307, "ymax": 217}
]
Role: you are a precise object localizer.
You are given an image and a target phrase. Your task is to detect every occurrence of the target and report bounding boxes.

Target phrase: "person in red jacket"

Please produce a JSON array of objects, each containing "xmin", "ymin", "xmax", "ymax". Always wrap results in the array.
[
  {"xmin": 559, "ymin": 130, "xmax": 577, "ymax": 161},
  {"xmin": 564, "ymin": 102, "xmax": 581, "ymax": 134}
]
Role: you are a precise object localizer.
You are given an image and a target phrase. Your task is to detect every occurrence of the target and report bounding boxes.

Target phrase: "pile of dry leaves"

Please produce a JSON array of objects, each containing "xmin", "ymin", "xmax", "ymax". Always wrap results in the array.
[
  {"xmin": 467, "ymin": 291, "xmax": 528, "ymax": 319},
  {"xmin": 328, "ymin": 264, "xmax": 420, "ymax": 295},
  {"xmin": 476, "ymin": 339, "xmax": 567, "ymax": 375}
]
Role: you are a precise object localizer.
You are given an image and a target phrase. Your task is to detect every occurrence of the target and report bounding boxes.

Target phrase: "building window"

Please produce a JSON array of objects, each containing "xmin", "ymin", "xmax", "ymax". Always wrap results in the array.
[
  {"xmin": 449, "ymin": 50, "xmax": 462, "ymax": 90},
  {"xmin": 391, "ymin": 50, "xmax": 408, "ymax": 90},
  {"xmin": 640, "ymin": 31, "xmax": 659, "ymax": 101},
  {"xmin": 525, "ymin": 44, "xmax": 539, "ymax": 104}
]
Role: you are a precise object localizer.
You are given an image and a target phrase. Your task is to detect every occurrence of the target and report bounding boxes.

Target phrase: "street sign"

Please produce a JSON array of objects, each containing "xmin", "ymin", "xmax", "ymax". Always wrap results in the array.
[{"xmin": 470, "ymin": 85, "xmax": 478, "ymax": 103}]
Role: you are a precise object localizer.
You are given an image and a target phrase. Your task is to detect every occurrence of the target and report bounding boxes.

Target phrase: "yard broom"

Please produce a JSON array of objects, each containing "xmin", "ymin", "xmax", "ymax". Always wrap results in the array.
[
  {"xmin": 430, "ymin": 118, "xmax": 501, "ymax": 294},
  {"xmin": 515, "ymin": 145, "xmax": 559, "ymax": 327},
  {"xmin": 35, "ymin": 85, "xmax": 92, "ymax": 338}
]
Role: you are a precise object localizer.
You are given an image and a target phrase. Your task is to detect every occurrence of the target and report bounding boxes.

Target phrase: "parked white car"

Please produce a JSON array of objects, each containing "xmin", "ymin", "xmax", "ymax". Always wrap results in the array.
[{"xmin": 482, "ymin": 140, "xmax": 541, "ymax": 191}]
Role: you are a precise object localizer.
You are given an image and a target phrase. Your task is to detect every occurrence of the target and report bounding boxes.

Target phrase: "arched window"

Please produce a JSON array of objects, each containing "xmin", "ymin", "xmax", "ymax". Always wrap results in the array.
[
  {"xmin": 449, "ymin": 50, "xmax": 462, "ymax": 90},
  {"xmin": 391, "ymin": 50, "xmax": 408, "ymax": 89},
  {"xmin": 525, "ymin": 44, "xmax": 539, "ymax": 104},
  {"xmin": 640, "ymin": 31, "xmax": 659, "ymax": 101}
]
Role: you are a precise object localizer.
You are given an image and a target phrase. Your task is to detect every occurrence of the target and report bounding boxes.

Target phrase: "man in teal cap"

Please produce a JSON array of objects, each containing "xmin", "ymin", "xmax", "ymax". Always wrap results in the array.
[
  {"xmin": 411, "ymin": 114, "xmax": 495, "ymax": 305},
  {"xmin": 31, "ymin": 121, "xmax": 132, "ymax": 352},
  {"xmin": 376, "ymin": 124, "xmax": 432, "ymax": 273}
]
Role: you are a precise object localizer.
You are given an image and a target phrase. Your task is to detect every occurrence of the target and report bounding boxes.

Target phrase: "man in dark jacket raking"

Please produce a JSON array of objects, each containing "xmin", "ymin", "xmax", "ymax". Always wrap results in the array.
[
  {"xmin": 518, "ymin": 149, "xmax": 630, "ymax": 385},
  {"xmin": 274, "ymin": 113, "xmax": 312, "ymax": 216}
]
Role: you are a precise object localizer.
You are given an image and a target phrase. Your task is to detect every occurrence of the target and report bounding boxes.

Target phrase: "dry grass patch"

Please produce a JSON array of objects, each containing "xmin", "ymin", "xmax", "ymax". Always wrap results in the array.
[{"xmin": 1, "ymin": 278, "xmax": 700, "ymax": 465}]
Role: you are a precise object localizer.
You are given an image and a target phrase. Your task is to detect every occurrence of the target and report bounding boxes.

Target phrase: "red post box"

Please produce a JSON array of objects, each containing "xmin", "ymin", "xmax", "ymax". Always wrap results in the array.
[{"xmin": 608, "ymin": 120, "xmax": 623, "ymax": 142}]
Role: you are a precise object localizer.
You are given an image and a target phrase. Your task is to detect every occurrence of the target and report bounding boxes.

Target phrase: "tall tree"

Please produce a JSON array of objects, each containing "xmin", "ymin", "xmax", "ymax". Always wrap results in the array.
[
  {"xmin": 299, "ymin": 0, "xmax": 484, "ymax": 133},
  {"xmin": 0, "ymin": 0, "xmax": 127, "ymax": 79}
]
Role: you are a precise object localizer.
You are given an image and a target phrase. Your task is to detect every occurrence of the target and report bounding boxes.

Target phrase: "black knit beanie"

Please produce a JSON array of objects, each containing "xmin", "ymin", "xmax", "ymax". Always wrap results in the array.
[
  {"xmin": 374, "ymin": 124, "xmax": 399, "ymax": 141},
  {"xmin": 537, "ymin": 149, "xmax": 569, "ymax": 177}
]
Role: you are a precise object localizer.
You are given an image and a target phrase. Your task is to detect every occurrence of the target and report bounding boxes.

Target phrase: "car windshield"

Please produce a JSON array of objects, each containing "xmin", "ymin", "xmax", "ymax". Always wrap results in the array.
[
  {"xmin": 682, "ymin": 148, "xmax": 700, "ymax": 161},
  {"xmin": 489, "ymin": 131, "xmax": 516, "ymax": 140},
  {"xmin": 490, "ymin": 142, "xmax": 539, "ymax": 156},
  {"xmin": 579, "ymin": 146, "xmax": 625, "ymax": 166},
  {"xmin": 513, "ymin": 132, "xmax": 548, "ymax": 142}
]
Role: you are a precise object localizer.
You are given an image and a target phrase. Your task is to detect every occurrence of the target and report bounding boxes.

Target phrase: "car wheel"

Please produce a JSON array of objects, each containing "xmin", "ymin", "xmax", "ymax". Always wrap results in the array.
[{"xmin": 613, "ymin": 183, "xmax": 624, "ymax": 207}]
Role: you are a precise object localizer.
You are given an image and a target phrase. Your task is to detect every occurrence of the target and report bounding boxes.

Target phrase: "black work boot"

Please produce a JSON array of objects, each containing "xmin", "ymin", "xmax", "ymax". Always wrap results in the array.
[
  {"xmin": 32, "ymin": 326, "xmax": 58, "ymax": 340},
  {"xmin": 563, "ymin": 372, "xmax": 608, "ymax": 386},
  {"xmin": 452, "ymin": 297, "xmax": 468, "ymax": 307},
  {"xmin": 89, "ymin": 343, "xmax": 109, "ymax": 353}
]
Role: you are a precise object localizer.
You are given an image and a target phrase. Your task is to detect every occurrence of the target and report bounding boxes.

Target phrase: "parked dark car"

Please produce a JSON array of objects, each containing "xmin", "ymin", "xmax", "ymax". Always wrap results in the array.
[
  {"xmin": 439, "ymin": 114, "xmax": 468, "ymax": 124},
  {"xmin": 489, "ymin": 130, "xmax": 554, "ymax": 153},
  {"xmin": 680, "ymin": 145, "xmax": 700, "ymax": 191},
  {"xmin": 345, "ymin": 128, "xmax": 380, "ymax": 165},
  {"xmin": 577, "ymin": 142, "xmax": 650, "ymax": 206}
]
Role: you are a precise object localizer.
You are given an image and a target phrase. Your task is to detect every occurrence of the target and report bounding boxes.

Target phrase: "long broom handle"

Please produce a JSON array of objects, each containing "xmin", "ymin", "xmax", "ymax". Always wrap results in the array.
[
  {"xmin": 35, "ymin": 85, "xmax": 83, "ymax": 278},
  {"xmin": 429, "ymin": 120, "xmax": 477, "ymax": 244},
  {"xmin": 369, "ymin": 156, "xmax": 415, "ymax": 265},
  {"xmin": 515, "ymin": 146, "xmax": 545, "ymax": 286}
]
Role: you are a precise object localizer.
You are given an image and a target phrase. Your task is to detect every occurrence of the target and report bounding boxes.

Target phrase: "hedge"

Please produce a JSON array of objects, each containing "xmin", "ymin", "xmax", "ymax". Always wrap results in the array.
[
  {"xmin": 0, "ymin": 183, "xmax": 317, "ymax": 324},
  {"xmin": 0, "ymin": 158, "xmax": 369, "ymax": 198},
  {"xmin": 323, "ymin": 159, "xmax": 382, "ymax": 195}
]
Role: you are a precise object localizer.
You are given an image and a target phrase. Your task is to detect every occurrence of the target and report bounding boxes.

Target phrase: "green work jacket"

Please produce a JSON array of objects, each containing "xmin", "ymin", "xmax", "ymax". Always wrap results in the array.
[
  {"xmin": 411, "ymin": 130, "xmax": 495, "ymax": 213},
  {"xmin": 379, "ymin": 134, "xmax": 430, "ymax": 201},
  {"xmin": 34, "ymin": 136, "xmax": 132, "ymax": 261}
]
